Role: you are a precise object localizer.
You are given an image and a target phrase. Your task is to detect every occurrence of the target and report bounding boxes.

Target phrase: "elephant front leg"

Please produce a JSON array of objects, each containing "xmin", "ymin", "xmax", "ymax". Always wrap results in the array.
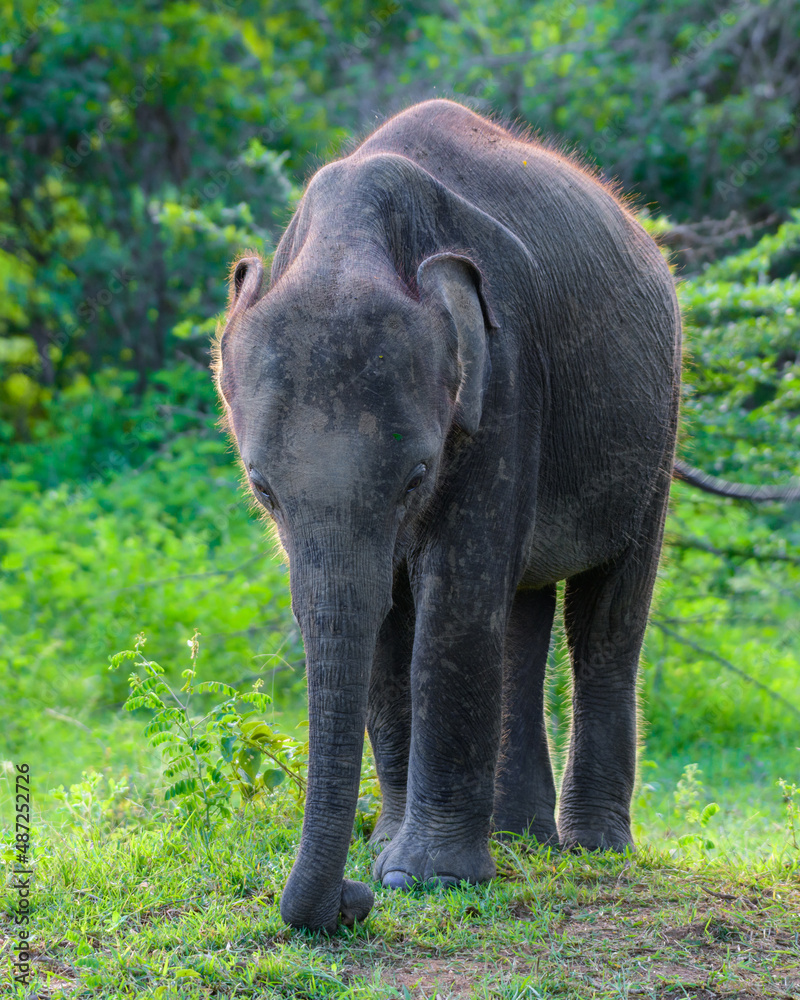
[
  {"xmin": 373, "ymin": 575, "xmax": 507, "ymax": 890},
  {"xmin": 367, "ymin": 568, "xmax": 414, "ymax": 846},
  {"xmin": 493, "ymin": 585, "xmax": 558, "ymax": 844}
]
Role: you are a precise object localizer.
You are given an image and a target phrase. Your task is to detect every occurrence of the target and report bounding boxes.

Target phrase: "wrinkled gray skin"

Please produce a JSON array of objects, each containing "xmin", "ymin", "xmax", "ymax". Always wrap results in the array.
[{"xmin": 215, "ymin": 100, "xmax": 682, "ymax": 933}]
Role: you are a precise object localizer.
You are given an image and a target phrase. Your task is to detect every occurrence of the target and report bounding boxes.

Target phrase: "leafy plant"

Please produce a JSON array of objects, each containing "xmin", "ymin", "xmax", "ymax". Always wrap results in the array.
[
  {"xmin": 354, "ymin": 741, "xmax": 382, "ymax": 841},
  {"xmin": 777, "ymin": 775, "xmax": 799, "ymax": 851},
  {"xmin": 670, "ymin": 763, "xmax": 720, "ymax": 857},
  {"xmin": 110, "ymin": 630, "xmax": 307, "ymax": 848},
  {"xmin": 51, "ymin": 770, "xmax": 132, "ymax": 841}
]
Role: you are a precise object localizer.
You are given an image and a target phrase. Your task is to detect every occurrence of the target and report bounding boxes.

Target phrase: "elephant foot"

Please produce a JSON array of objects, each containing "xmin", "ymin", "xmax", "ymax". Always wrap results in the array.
[
  {"xmin": 368, "ymin": 808, "xmax": 404, "ymax": 849},
  {"xmin": 557, "ymin": 813, "xmax": 633, "ymax": 853},
  {"xmin": 373, "ymin": 827, "xmax": 495, "ymax": 890}
]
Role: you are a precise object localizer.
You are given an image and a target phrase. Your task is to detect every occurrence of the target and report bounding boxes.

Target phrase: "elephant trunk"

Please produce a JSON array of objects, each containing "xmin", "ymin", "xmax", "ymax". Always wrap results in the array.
[{"xmin": 279, "ymin": 534, "xmax": 392, "ymax": 932}]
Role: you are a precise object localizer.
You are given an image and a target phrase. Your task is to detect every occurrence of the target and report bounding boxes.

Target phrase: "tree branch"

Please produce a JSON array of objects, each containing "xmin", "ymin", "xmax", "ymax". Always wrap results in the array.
[
  {"xmin": 665, "ymin": 534, "xmax": 800, "ymax": 566},
  {"xmin": 103, "ymin": 553, "xmax": 264, "ymax": 595}
]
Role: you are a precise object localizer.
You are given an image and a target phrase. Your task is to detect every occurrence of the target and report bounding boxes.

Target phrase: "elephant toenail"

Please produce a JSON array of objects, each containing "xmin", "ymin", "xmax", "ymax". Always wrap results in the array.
[{"xmin": 382, "ymin": 870, "xmax": 417, "ymax": 890}]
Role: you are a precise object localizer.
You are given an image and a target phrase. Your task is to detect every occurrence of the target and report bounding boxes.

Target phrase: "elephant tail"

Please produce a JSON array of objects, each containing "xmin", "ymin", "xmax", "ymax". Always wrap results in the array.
[{"xmin": 673, "ymin": 459, "xmax": 800, "ymax": 502}]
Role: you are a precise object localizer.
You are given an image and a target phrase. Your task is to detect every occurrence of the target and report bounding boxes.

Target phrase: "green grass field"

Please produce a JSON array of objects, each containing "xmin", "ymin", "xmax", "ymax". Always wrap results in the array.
[
  {"xmin": 1, "ymin": 651, "xmax": 798, "ymax": 998},
  {"xmin": 2, "ymin": 780, "xmax": 798, "ymax": 998}
]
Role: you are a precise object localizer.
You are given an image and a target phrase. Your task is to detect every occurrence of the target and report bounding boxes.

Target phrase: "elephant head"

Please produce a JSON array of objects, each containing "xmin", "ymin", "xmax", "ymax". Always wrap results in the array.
[{"xmin": 214, "ymin": 248, "xmax": 497, "ymax": 931}]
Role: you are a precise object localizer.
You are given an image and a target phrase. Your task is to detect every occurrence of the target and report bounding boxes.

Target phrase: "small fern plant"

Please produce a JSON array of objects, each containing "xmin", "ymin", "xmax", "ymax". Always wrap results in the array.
[{"xmin": 110, "ymin": 630, "xmax": 307, "ymax": 847}]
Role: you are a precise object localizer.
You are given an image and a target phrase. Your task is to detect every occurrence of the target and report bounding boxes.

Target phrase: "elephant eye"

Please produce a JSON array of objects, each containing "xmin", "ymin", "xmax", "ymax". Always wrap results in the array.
[
  {"xmin": 248, "ymin": 466, "xmax": 275, "ymax": 508},
  {"xmin": 405, "ymin": 463, "xmax": 427, "ymax": 493}
]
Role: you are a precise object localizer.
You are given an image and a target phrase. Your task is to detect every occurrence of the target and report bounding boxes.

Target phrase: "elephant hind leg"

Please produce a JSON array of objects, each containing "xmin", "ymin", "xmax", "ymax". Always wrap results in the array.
[
  {"xmin": 493, "ymin": 584, "xmax": 559, "ymax": 845},
  {"xmin": 558, "ymin": 475, "xmax": 670, "ymax": 851}
]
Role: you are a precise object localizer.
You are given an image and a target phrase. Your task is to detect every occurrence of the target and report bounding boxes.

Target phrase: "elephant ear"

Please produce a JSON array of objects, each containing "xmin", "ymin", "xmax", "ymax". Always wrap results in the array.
[
  {"xmin": 416, "ymin": 252, "xmax": 499, "ymax": 435},
  {"xmin": 216, "ymin": 256, "xmax": 264, "ymax": 405},
  {"xmin": 226, "ymin": 255, "xmax": 264, "ymax": 324}
]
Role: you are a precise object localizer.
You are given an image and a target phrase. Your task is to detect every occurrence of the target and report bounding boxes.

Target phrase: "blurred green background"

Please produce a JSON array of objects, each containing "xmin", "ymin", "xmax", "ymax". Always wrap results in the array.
[{"xmin": 1, "ymin": 0, "xmax": 798, "ymax": 854}]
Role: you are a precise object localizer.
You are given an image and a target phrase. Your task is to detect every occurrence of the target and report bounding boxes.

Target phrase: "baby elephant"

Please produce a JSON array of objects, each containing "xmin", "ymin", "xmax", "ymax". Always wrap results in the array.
[{"xmin": 214, "ymin": 99, "xmax": 681, "ymax": 932}]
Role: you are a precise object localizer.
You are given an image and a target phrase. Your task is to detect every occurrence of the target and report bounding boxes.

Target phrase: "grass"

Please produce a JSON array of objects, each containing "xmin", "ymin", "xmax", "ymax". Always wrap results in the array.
[
  {"xmin": 1, "ymin": 806, "xmax": 798, "ymax": 999},
  {"xmin": 1, "ymin": 648, "xmax": 798, "ymax": 998},
  {"xmin": 1, "ymin": 737, "xmax": 799, "ymax": 999}
]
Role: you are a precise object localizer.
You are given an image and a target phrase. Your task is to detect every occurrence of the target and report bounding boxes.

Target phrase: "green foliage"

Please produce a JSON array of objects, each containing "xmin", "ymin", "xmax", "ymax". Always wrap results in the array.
[
  {"xmin": 380, "ymin": 0, "xmax": 800, "ymax": 220},
  {"xmin": 3, "ymin": 0, "xmax": 800, "ymax": 424},
  {"xmin": 680, "ymin": 211, "xmax": 800, "ymax": 481},
  {"xmin": 110, "ymin": 630, "xmax": 307, "ymax": 844},
  {"xmin": 0, "ymin": 360, "xmax": 219, "ymax": 487},
  {"xmin": 0, "ymin": 0, "xmax": 302, "ymax": 429},
  {"xmin": 641, "ymin": 215, "xmax": 800, "ymax": 754},
  {"xmin": 0, "ymin": 366, "xmax": 304, "ymax": 775}
]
